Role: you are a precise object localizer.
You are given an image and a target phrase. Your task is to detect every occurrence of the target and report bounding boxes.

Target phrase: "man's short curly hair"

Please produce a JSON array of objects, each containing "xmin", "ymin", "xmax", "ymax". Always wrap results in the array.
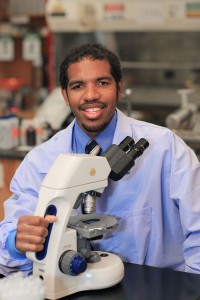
[{"xmin": 59, "ymin": 43, "xmax": 122, "ymax": 90}]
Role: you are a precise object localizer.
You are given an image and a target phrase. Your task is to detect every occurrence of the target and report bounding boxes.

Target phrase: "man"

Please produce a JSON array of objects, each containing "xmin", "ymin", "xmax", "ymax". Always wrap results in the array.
[{"xmin": 0, "ymin": 43, "xmax": 200, "ymax": 276}]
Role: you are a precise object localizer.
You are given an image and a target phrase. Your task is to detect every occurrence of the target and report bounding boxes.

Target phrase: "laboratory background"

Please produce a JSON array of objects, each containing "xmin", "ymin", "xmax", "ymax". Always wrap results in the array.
[{"xmin": 0, "ymin": 0, "xmax": 200, "ymax": 221}]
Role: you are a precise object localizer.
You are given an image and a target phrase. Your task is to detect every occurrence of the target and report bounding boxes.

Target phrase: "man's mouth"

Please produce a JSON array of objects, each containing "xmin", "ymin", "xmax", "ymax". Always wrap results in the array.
[
  {"xmin": 79, "ymin": 103, "xmax": 107, "ymax": 120},
  {"xmin": 85, "ymin": 107, "xmax": 101, "ymax": 113},
  {"xmin": 79, "ymin": 102, "xmax": 107, "ymax": 115}
]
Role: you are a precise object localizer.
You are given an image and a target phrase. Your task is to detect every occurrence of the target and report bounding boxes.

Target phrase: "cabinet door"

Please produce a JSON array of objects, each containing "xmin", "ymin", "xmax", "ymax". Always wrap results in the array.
[{"xmin": 0, "ymin": 159, "xmax": 21, "ymax": 220}]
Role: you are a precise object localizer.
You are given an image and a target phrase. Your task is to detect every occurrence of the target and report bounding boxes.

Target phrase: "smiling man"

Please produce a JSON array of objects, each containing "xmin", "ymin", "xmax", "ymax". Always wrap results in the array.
[
  {"xmin": 1, "ymin": 43, "xmax": 200, "ymax": 276},
  {"xmin": 60, "ymin": 46, "xmax": 123, "ymax": 138}
]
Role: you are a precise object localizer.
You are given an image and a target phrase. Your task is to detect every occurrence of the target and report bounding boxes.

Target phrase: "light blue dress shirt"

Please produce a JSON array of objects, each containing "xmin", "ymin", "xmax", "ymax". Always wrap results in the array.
[
  {"xmin": 0, "ymin": 109, "xmax": 200, "ymax": 276},
  {"xmin": 72, "ymin": 111, "xmax": 117, "ymax": 154}
]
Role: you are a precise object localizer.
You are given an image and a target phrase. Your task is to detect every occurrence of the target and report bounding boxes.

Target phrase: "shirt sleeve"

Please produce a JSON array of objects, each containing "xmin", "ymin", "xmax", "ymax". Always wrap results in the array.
[
  {"xmin": 6, "ymin": 229, "xmax": 26, "ymax": 260},
  {"xmin": 170, "ymin": 134, "xmax": 200, "ymax": 273},
  {"xmin": 0, "ymin": 153, "xmax": 45, "ymax": 276}
]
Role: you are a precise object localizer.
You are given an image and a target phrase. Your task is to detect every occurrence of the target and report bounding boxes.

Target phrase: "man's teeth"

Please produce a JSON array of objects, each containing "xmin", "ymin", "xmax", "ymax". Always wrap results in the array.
[{"xmin": 86, "ymin": 107, "xmax": 101, "ymax": 113}]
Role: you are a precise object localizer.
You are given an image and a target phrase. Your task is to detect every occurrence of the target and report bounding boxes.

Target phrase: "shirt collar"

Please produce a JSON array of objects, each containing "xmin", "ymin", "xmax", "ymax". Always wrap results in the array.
[{"xmin": 72, "ymin": 111, "xmax": 117, "ymax": 154}]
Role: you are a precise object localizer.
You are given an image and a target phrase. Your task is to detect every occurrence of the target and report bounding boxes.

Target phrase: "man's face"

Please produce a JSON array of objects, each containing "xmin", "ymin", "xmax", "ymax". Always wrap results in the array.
[{"xmin": 62, "ymin": 58, "xmax": 123, "ymax": 138}]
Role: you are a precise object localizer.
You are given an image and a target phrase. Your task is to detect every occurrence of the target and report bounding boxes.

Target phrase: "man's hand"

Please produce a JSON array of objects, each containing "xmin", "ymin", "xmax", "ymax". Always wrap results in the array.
[{"xmin": 16, "ymin": 215, "xmax": 57, "ymax": 253}]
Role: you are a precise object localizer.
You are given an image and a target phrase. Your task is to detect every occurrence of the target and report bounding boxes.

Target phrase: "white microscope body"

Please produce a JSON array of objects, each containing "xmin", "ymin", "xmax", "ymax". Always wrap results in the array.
[
  {"xmin": 26, "ymin": 137, "xmax": 149, "ymax": 299},
  {"xmin": 26, "ymin": 154, "xmax": 124, "ymax": 299}
]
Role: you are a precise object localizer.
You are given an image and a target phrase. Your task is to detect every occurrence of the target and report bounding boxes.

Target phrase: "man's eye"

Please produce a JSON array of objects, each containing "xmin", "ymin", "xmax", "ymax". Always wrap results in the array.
[
  {"xmin": 99, "ymin": 81, "xmax": 108, "ymax": 86},
  {"xmin": 72, "ymin": 84, "xmax": 82, "ymax": 90}
]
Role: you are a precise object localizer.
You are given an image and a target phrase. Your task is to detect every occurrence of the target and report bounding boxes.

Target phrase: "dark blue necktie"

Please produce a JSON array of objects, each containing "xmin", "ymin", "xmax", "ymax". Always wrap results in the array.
[{"xmin": 85, "ymin": 140, "xmax": 102, "ymax": 156}]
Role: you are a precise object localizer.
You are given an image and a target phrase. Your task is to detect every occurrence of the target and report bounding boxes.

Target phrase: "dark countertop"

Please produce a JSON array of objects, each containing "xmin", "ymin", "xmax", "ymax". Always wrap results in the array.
[
  {"xmin": 51, "ymin": 263, "xmax": 200, "ymax": 300},
  {"xmin": 1, "ymin": 262, "xmax": 200, "ymax": 300},
  {"xmin": 0, "ymin": 148, "xmax": 28, "ymax": 160}
]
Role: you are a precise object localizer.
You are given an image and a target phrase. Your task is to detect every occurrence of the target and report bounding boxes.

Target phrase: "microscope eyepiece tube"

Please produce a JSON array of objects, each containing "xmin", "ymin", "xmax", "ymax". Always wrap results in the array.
[
  {"xmin": 103, "ymin": 137, "xmax": 149, "ymax": 181},
  {"xmin": 128, "ymin": 138, "xmax": 149, "ymax": 160},
  {"xmin": 118, "ymin": 136, "xmax": 135, "ymax": 153}
]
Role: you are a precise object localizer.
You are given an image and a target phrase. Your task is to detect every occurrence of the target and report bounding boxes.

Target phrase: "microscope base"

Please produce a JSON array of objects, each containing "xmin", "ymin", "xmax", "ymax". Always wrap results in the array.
[{"xmin": 40, "ymin": 251, "xmax": 124, "ymax": 300}]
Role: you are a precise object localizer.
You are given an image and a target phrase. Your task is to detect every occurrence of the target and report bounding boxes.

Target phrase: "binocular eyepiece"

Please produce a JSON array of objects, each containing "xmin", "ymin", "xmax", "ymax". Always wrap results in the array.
[
  {"xmin": 81, "ymin": 136, "xmax": 149, "ymax": 214},
  {"xmin": 102, "ymin": 136, "xmax": 149, "ymax": 181},
  {"xmin": 118, "ymin": 136, "xmax": 149, "ymax": 158}
]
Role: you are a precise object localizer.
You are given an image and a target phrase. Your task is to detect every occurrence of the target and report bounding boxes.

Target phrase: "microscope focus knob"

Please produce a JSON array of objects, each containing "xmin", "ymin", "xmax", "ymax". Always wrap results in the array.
[{"xmin": 59, "ymin": 250, "xmax": 87, "ymax": 276}]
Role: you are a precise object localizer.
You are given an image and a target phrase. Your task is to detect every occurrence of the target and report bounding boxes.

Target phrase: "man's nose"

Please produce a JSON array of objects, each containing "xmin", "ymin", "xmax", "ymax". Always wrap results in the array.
[{"xmin": 83, "ymin": 84, "xmax": 100, "ymax": 101}]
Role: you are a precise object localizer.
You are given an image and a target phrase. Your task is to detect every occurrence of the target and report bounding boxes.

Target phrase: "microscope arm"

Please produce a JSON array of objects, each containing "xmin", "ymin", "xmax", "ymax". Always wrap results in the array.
[{"xmin": 26, "ymin": 154, "xmax": 111, "ymax": 263}]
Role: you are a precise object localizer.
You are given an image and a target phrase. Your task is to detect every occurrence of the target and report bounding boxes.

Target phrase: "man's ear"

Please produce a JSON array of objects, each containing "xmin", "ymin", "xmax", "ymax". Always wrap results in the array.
[
  {"xmin": 117, "ymin": 81, "xmax": 124, "ymax": 101},
  {"xmin": 61, "ymin": 89, "xmax": 70, "ymax": 106}
]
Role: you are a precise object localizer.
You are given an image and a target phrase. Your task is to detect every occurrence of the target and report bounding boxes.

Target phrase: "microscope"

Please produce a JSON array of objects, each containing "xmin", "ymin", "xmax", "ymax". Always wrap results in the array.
[
  {"xmin": 165, "ymin": 89, "xmax": 197, "ymax": 130},
  {"xmin": 26, "ymin": 136, "xmax": 149, "ymax": 299},
  {"xmin": 165, "ymin": 89, "xmax": 200, "ymax": 151}
]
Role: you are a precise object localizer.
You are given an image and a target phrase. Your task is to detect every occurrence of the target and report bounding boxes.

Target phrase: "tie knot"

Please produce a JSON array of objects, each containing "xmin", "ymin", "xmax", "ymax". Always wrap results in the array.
[{"xmin": 85, "ymin": 140, "xmax": 101, "ymax": 155}]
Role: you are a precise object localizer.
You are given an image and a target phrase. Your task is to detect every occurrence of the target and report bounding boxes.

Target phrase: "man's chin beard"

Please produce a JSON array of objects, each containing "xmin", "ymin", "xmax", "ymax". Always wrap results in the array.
[{"xmin": 82, "ymin": 121, "xmax": 108, "ymax": 133}]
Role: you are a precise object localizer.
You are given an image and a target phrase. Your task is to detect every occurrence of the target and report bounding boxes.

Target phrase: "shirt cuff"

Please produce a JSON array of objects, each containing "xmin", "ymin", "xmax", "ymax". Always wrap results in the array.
[{"xmin": 6, "ymin": 229, "xmax": 26, "ymax": 260}]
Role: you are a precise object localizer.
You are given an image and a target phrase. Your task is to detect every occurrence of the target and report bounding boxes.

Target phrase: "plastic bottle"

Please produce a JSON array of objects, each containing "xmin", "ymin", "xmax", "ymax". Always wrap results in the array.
[
  {"xmin": 0, "ymin": 116, "xmax": 13, "ymax": 149},
  {"xmin": 26, "ymin": 125, "xmax": 36, "ymax": 146}
]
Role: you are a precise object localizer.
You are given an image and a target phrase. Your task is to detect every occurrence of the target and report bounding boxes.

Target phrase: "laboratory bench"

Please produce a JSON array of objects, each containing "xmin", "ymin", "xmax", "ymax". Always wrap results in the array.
[
  {"xmin": 60, "ymin": 263, "xmax": 200, "ymax": 300},
  {"xmin": 0, "ymin": 148, "xmax": 28, "ymax": 161}
]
